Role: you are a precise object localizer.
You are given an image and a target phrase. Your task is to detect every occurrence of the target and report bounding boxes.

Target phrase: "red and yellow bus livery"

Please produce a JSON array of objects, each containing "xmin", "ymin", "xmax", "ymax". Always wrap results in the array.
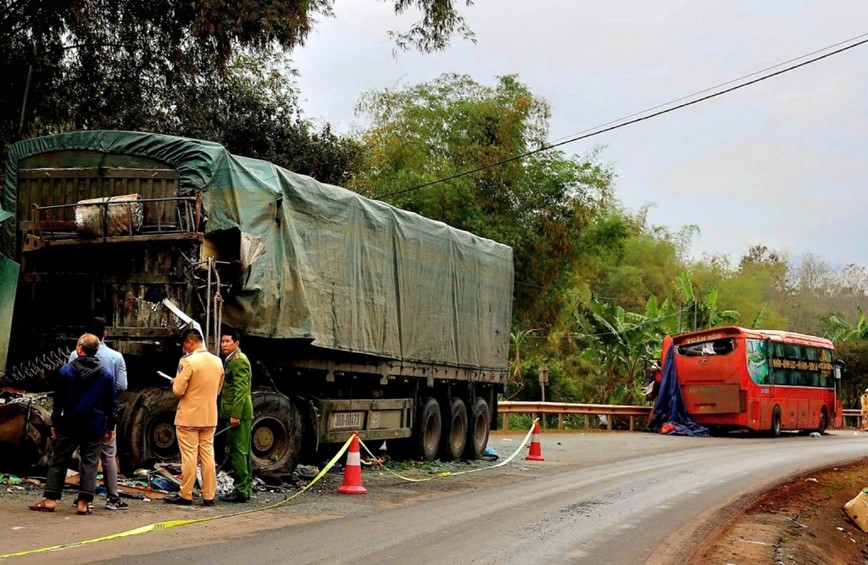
[{"xmin": 658, "ymin": 326, "xmax": 843, "ymax": 436}]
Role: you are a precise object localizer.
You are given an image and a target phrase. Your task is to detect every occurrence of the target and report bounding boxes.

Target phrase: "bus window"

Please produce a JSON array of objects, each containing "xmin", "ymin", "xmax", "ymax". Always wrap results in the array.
[
  {"xmin": 770, "ymin": 342, "xmax": 785, "ymax": 358},
  {"xmin": 677, "ymin": 338, "xmax": 735, "ymax": 357}
]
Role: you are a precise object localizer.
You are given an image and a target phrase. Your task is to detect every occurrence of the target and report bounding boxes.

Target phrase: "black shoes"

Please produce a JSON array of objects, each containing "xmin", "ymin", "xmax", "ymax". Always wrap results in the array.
[
  {"xmin": 218, "ymin": 492, "xmax": 249, "ymax": 503},
  {"xmin": 202, "ymin": 499, "xmax": 215, "ymax": 507},
  {"xmin": 163, "ymin": 493, "xmax": 192, "ymax": 506}
]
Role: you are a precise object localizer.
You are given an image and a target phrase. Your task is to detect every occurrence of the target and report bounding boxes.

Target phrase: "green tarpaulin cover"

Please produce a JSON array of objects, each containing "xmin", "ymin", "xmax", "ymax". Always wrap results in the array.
[{"xmin": 3, "ymin": 131, "xmax": 513, "ymax": 371}]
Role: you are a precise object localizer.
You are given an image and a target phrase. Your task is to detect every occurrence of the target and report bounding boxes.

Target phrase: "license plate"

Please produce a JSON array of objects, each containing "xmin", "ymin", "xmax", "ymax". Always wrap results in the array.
[{"xmin": 332, "ymin": 411, "xmax": 364, "ymax": 429}]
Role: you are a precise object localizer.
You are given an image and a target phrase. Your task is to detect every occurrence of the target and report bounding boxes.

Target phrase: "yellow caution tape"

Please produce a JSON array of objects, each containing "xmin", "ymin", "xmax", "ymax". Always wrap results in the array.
[{"xmin": 0, "ymin": 435, "xmax": 354, "ymax": 560}]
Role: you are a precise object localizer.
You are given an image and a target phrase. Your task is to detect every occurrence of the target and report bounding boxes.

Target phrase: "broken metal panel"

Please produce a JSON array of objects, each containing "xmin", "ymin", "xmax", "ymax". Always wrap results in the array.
[
  {"xmin": 0, "ymin": 255, "xmax": 19, "ymax": 374},
  {"xmin": 0, "ymin": 393, "xmax": 52, "ymax": 473}
]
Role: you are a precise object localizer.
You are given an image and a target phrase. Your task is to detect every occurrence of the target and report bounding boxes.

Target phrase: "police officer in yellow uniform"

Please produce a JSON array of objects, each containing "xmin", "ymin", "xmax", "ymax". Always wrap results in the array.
[
  {"xmin": 861, "ymin": 388, "xmax": 868, "ymax": 431},
  {"xmin": 165, "ymin": 328, "xmax": 224, "ymax": 506},
  {"xmin": 218, "ymin": 326, "xmax": 254, "ymax": 503}
]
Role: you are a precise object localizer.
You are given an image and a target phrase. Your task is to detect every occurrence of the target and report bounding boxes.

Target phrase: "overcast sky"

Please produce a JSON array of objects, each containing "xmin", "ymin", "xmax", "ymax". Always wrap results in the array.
[{"xmin": 293, "ymin": 1, "xmax": 868, "ymax": 269}]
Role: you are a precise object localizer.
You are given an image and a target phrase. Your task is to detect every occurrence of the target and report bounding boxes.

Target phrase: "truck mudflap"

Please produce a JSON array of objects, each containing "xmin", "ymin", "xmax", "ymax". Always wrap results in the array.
[{"xmin": 316, "ymin": 398, "xmax": 413, "ymax": 443}]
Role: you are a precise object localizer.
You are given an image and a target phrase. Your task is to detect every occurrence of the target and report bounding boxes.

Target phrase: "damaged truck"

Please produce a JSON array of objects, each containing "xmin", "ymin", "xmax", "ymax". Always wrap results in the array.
[{"xmin": 0, "ymin": 130, "xmax": 513, "ymax": 474}]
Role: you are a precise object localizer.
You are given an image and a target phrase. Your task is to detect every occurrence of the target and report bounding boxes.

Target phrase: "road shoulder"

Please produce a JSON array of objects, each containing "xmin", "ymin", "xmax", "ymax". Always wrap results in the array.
[{"xmin": 655, "ymin": 455, "xmax": 868, "ymax": 564}]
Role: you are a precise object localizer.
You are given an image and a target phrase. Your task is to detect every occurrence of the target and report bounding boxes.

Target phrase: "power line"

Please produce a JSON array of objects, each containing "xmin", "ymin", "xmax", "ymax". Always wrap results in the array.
[
  {"xmin": 544, "ymin": 31, "xmax": 868, "ymax": 148},
  {"xmin": 374, "ymin": 33, "xmax": 868, "ymax": 201}
]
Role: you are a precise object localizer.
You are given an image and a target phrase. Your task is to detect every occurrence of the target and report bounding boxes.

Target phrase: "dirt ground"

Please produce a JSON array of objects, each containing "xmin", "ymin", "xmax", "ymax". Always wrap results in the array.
[{"xmin": 690, "ymin": 457, "xmax": 868, "ymax": 565}]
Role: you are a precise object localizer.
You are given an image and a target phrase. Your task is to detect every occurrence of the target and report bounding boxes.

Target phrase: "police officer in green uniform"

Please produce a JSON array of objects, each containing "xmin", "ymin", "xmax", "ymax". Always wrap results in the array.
[{"xmin": 218, "ymin": 327, "xmax": 254, "ymax": 503}]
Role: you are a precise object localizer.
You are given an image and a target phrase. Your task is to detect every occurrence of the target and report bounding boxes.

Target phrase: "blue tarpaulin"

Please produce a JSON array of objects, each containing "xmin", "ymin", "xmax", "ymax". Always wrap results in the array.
[{"xmin": 647, "ymin": 347, "xmax": 709, "ymax": 437}]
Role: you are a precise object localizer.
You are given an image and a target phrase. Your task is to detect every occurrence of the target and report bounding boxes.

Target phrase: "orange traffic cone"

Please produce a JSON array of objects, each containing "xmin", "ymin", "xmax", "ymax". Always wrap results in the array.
[
  {"xmin": 525, "ymin": 421, "xmax": 545, "ymax": 461},
  {"xmin": 338, "ymin": 433, "xmax": 367, "ymax": 495}
]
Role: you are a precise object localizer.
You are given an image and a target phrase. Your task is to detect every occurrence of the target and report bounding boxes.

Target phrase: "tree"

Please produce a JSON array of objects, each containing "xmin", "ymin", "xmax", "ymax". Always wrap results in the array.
[
  {"xmin": 1, "ymin": 1, "xmax": 474, "ymax": 160},
  {"xmin": 158, "ymin": 51, "xmax": 364, "ymax": 185},
  {"xmin": 352, "ymin": 73, "xmax": 613, "ymax": 327},
  {"xmin": 738, "ymin": 244, "xmax": 789, "ymax": 292},
  {"xmin": 574, "ymin": 294, "xmax": 674, "ymax": 404},
  {"xmin": 832, "ymin": 264, "xmax": 868, "ymax": 296},
  {"xmin": 791, "ymin": 253, "xmax": 831, "ymax": 297}
]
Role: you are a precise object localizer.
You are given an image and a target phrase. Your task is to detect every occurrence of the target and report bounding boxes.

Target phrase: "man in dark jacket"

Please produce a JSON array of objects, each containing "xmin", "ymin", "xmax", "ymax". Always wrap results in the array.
[{"xmin": 28, "ymin": 333, "xmax": 117, "ymax": 515}]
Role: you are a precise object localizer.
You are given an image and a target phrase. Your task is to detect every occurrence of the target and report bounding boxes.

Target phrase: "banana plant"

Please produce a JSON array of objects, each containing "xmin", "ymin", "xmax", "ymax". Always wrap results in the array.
[
  {"xmin": 827, "ymin": 307, "xmax": 868, "ymax": 342},
  {"xmin": 750, "ymin": 302, "xmax": 769, "ymax": 329},
  {"xmin": 575, "ymin": 295, "xmax": 673, "ymax": 403},
  {"xmin": 703, "ymin": 287, "xmax": 740, "ymax": 327},
  {"xmin": 673, "ymin": 272, "xmax": 739, "ymax": 331},
  {"xmin": 507, "ymin": 328, "xmax": 539, "ymax": 399}
]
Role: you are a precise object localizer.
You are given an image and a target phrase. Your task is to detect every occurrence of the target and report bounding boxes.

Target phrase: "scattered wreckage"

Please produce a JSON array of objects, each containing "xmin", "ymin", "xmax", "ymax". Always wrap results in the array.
[{"xmin": 0, "ymin": 390, "xmax": 52, "ymax": 475}]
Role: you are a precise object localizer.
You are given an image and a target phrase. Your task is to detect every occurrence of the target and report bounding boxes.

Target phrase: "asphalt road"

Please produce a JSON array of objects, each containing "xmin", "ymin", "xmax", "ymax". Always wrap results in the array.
[{"xmin": 9, "ymin": 431, "xmax": 868, "ymax": 564}]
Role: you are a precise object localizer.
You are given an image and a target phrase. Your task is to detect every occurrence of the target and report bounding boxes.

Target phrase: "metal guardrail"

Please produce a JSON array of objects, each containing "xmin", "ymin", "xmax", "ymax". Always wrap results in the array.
[
  {"xmin": 498, "ymin": 401, "xmax": 652, "ymax": 432},
  {"xmin": 499, "ymin": 402, "xmax": 864, "ymax": 432},
  {"xmin": 842, "ymin": 409, "xmax": 862, "ymax": 428}
]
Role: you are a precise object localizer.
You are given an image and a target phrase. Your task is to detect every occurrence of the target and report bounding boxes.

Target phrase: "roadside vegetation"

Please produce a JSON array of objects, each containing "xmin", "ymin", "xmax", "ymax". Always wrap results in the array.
[{"xmin": 3, "ymin": 1, "xmax": 868, "ymax": 408}]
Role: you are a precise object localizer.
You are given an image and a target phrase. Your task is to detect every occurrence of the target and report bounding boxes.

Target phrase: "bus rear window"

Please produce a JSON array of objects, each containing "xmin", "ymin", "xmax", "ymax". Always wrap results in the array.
[{"xmin": 676, "ymin": 338, "xmax": 735, "ymax": 356}]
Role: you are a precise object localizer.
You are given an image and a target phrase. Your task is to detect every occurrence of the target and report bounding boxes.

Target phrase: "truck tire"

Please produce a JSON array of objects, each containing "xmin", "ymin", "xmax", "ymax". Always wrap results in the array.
[
  {"xmin": 439, "ymin": 398, "xmax": 468, "ymax": 461},
  {"xmin": 465, "ymin": 398, "xmax": 490, "ymax": 460},
  {"xmin": 250, "ymin": 391, "xmax": 303, "ymax": 474},
  {"xmin": 417, "ymin": 398, "xmax": 442, "ymax": 461},
  {"xmin": 126, "ymin": 387, "xmax": 180, "ymax": 472}
]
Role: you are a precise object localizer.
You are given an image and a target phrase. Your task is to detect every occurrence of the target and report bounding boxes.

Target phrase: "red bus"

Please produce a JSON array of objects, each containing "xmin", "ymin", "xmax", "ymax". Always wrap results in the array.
[{"xmin": 655, "ymin": 326, "xmax": 843, "ymax": 436}]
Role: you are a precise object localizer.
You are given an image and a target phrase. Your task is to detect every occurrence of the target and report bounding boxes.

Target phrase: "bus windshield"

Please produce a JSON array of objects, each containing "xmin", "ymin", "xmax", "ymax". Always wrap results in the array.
[{"xmin": 677, "ymin": 338, "xmax": 735, "ymax": 357}]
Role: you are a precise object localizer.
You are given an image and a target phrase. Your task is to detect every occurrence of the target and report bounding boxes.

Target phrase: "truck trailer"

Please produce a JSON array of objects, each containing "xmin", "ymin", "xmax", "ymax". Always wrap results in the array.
[{"xmin": 1, "ymin": 130, "xmax": 514, "ymax": 473}]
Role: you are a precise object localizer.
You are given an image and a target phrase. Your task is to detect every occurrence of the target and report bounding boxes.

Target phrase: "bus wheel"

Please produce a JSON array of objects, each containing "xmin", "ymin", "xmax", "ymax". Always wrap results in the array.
[
  {"xmin": 770, "ymin": 405, "xmax": 782, "ymax": 438},
  {"xmin": 416, "ymin": 398, "xmax": 442, "ymax": 461},
  {"xmin": 818, "ymin": 407, "xmax": 828, "ymax": 435},
  {"xmin": 439, "ymin": 398, "xmax": 468, "ymax": 461},
  {"xmin": 465, "ymin": 398, "xmax": 491, "ymax": 460},
  {"xmin": 250, "ymin": 391, "xmax": 303, "ymax": 474}
]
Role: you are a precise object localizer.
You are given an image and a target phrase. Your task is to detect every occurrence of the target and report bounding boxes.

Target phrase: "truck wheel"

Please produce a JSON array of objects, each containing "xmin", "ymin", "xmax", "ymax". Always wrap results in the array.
[
  {"xmin": 417, "ymin": 398, "xmax": 442, "ymax": 461},
  {"xmin": 770, "ymin": 405, "xmax": 782, "ymax": 438},
  {"xmin": 465, "ymin": 398, "xmax": 490, "ymax": 460},
  {"xmin": 251, "ymin": 391, "xmax": 303, "ymax": 474},
  {"xmin": 126, "ymin": 387, "xmax": 180, "ymax": 471},
  {"xmin": 439, "ymin": 399, "xmax": 468, "ymax": 460}
]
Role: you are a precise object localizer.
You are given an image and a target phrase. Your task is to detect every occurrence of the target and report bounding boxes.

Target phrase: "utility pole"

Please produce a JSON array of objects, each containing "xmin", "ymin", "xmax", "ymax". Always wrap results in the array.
[{"xmin": 538, "ymin": 366, "xmax": 549, "ymax": 429}]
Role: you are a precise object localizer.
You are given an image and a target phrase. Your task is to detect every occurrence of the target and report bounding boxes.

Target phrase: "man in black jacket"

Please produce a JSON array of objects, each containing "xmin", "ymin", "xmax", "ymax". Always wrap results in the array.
[{"xmin": 28, "ymin": 333, "xmax": 117, "ymax": 515}]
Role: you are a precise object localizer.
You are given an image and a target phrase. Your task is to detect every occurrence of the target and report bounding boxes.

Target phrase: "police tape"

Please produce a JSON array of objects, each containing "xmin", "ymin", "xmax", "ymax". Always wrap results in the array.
[
  {"xmin": 357, "ymin": 418, "xmax": 538, "ymax": 481},
  {"xmin": 0, "ymin": 435, "xmax": 355, "ymax": 560}
]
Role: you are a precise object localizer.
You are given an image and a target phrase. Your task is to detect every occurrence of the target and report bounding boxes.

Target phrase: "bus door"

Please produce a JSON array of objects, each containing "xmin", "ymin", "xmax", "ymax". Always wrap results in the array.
[
  {"xmin": 834, "ymin": 360, "xmax": 844, "ymax": 427},
  {"xmin": 746, "ymin": 338, "xmax": 773, "ymax": 430}
]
